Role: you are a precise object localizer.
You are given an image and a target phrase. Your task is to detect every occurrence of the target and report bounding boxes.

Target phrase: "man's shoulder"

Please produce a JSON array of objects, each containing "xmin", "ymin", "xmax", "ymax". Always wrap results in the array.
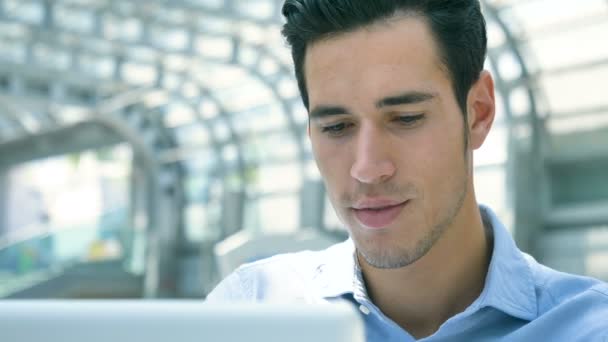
[
  {"xmin": 206, "ymin": 240, "xmax": 352, "ymax": 302},
  {"xmin": 516, "ymin": 256, "xmax": 608, "ymax": 340},
  {"xmin": 235, "ymin": 243, "xmax": 337, "ymax": 279},
  {"xmin": 589, "ymin": 282, "xmax": 608, "ymax": 301},
  {"xmin": 524, "ymin": 254, "xmax": 608, "ymax": 313}
]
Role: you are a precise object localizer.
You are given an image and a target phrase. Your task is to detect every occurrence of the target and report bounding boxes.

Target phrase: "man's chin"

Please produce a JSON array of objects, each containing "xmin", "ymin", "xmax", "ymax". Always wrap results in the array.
[
  {"xmin": 354, "ymin": 238, "xmax": 414, "ymax": 269},
  {"xmin": 358, "ymin": 249, "xmax": 413, "ymax": 269}
]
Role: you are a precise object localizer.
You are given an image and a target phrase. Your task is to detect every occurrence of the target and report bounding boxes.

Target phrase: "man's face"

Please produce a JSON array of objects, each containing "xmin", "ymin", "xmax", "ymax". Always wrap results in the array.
[{"xmin": 305, "ymin": 16, "xmax": 472, "ymax": 269}]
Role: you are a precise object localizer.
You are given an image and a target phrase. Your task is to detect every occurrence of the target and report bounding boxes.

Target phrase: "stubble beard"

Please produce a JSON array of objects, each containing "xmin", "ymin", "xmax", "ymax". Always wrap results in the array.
[{"xmin": 353, "ymin": 173, "xmax": 469, "ymax": 270}]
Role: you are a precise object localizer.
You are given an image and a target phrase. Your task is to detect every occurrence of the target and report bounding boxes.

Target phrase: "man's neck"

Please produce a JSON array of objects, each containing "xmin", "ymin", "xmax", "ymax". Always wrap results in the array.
[{"xmin": 357, "ymin": 201, "xmax": 493, "ymax": 339}]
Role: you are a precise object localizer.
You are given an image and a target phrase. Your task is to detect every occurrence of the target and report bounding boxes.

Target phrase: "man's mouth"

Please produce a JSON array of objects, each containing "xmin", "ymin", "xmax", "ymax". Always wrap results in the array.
[{"xmin": 351, "ymin": 200, "xmax": 409, "ymax": 229}]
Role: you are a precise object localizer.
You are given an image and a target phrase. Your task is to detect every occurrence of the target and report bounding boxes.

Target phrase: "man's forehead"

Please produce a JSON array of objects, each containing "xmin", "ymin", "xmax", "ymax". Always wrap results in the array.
[
  {"xmin": 302, "ymin": 13, "xmax": 453, "ymax": 113},
  {"xmin": 309, "ymin": 10, "xmax": 426, "ymax": 46},
  {"xmin": 304, "ymin": 15, "xmax": 444, "ymax": 81},
  {"xmin": 305, "ymin": 13, "xmax": 436, "ymax": 60}
]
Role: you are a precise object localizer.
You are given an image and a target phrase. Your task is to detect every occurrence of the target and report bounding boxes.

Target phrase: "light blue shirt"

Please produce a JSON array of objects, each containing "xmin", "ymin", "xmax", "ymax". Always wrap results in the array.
[{"xmin": 206, "ymin": 206, "xmax": 608, "ymax": 341}]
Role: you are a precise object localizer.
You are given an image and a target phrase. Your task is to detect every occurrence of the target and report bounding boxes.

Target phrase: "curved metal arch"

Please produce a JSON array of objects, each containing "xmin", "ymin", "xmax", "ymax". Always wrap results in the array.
[
  {"xmin": 130, "ymin": 85, "xmax": 250, "ymax": 244},
  {"xmin": 482, "ymin": 2, "xmax": 540, "ymax": 127},
  {"xmin": 0, "ymin": 56, "xmax": 281, "ymax": 249},
  {"xmin": 113, "ymin": 63, "xmax": 308, "ymax": 239},
  {"xmin": 90, "ymin": 86, "xmax": 226, "ymax": 297},
  {"xmin": 153, "ymin": 93, "xmax": 226, "ymax": 173},
  {"xmin": 231, "ymin": 42, "xmax": 308, "ymax": 161},
  {"xmin": 196, "ymin": 86, "xmax": 247, "ymax": 183},
  {"xmin": 0, "ymin": 2, "xmax": 307, "ymax": 167},
  {"xmin": 0, "ymin": 88, "xmax": 165, "ymax": 296},
  {"xmin": 88, "ymin": 113, "xmax": 161, "ymax": 298},
  {"xmin": 0, "ymin": 94, "xmax": 29, "ymax": 137},
  {"xmin": 96, "ymin": 86, "xmax": 228, "ymax": 241},
  {"xmin": 52, "ymin": 0, "xmax": 284, "ymax": 29},
  {"xmin": 99, "ymin": 80, "xmax": 249, "ymax": 221},
  {"xmin": 119, "ymin": 75, "xmax": 246, "ymax": 186},
  {"xmin": 482, "ymin": 2, "xmax": 544, "ymax": 191},
  {"xmin": 107, "ymin": 85, "xmax": 244, "ymax": 266}
]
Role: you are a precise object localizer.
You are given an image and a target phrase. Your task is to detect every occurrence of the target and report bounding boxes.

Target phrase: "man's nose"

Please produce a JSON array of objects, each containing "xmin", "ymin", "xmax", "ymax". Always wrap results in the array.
[{"xmin": 350, "ymin": 124, "xmax": 396, "ymax": 184}]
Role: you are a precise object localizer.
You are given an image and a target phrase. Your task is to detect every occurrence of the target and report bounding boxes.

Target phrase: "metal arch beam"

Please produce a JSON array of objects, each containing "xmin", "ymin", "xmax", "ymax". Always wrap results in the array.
[
  {"xmin": 50, "ymin": 0, "xmax": 284, "ymax": 28},
  {"xmin": 96, "ymin": 87, "xmax": 183, "ymax": 175},
  {"xmin": 87, "ymin": 0, "xmax": 300, "ymax": 152},
  {"xmin": 0, "ymin": 113, "xmax": 161, "ymax": 298},
  {"xmin": 0, "ymin": 60, "xmax": 130, "ymax": 145},
  {"xmin": 482, "ymin": 2, "xmax": 543, "ymax": 164},
  {"xmin": 197, "ymin": 86, "xmax": 247, "ymax": 180},
  {"xmin": 0, "ymin": 2, "xmax": 283, "ymax": 60},
  {"xmin": 115, "ymin": 86, "xmax": 227, "ymax": 178},
  {"xmin": 482, "ymin": 2, "xmax": 540, "ymax": 126},
  {"xmin": 0, "ymin": 1, "xmax": 306, "ymax": 162},
  {"xmin": 0, "ymin": 82, "xmax": 175, "ymax": 297},
  {"xmin": 157, "ymin": 64, "xmax": 306, "ymax": 225},
  {"xmin": 194, "ymin": 86, "xmax": 249, "ymax": 239},
  {"xmin": 490, "ymin": 0, "xmax": 608, "ymax": 13},
  {"xmin": 232, "ymin": 42, "xmax": 308, "ymax": 165},
  {"xmin": 90, "ymin": 86, "xmax": 206, "ymax": 297},
  {"xmin": 0, "ymin": 4, "xmax": 308, "ymax": 171},
  {"xmin": 0, "ymin": 94, "xmax": 29, "ymax": 136},
  {"xmin": 107, "ymin": 83, "xmax": 252, "ymax": 266},
  {"xmin": 0, "ymin": 84, "xmax": 180, "ymax": 298},
  {"xmin": 0, "ymin": 36, "xmax": 297, "ymax": 211},
  {"xmin": 125, "ymin": 87, "xmax": 235, "ymax": 243},
  {"xmin": 0, "ymin": 119, "xmax": 123, "ymax": 168},
  {"xmin": 483, "ymin": 1, "xmax": 546, "ymax": 256},
  {"xmin": 0, "ymin": 2, "xmax": 296, "ymax": 291},
  {"xmin": 0, "ymin": 168, "xmax": 8, "ymax": 237},
  {"xmin": 0, "ymin": 76, "xmax": 233, "ymax": 252},
  {"xmin": 99, "ymin": 84, "xmax": 245, "ymax": 241},
  {"xmin": 0, "ymin": 14, "xmax": 307, "ymax": 175},
  {"xmin": 143, "ymin": 86, "xmax": 252, "ymax": 243},
  {"xmin": 0, "ymin": 49, "xmax": 303, "ymax": 199},
  {"xmin": 124, "ymin": 71, "xmax": 303, "ymax": 241},
  {"xmin": 0, "ymin": 61, "xmax": 127, "ymax": 99},
  {"xmin": 97, "ymin": 86, "xmax": 186, "ymax": 160},
  {"xmin": 107, "ymin": 84, "xmax": 251, "ymax": 259},
  {"xmin": 91, "ymin": 97, "xmax": 166, "ymax": 297},
  {"xmin": 0, "ymin": 90, "xmax": 157, "ymax": 169},
  {"xmin": 87, "ymin": 114, "xmax": 161, "ymax": 299},
  {"xmin": 177, "ymin": 71, "xmax": 247, "ymax": 171},
  {"xmin": 161, "ymin": 98, "xmax": 224, "ymax": 171},
  {"xmin": 0, "ymin": 63, "xmax": 223, "ymax": 180},
  {"xmin": 117, "ymin": 82, "xmax": 250, "ymax": 239},
  {"xmin": 0, "ymin": 0, "xmax": 311, "ymax": 238},
  {"xmin": 485, "ymin": 45, "xmax": 514, "ymax": 123}
]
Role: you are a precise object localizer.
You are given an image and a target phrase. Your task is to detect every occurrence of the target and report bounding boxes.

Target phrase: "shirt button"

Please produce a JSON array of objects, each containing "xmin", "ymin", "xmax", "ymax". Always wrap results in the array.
[{"xmin": 359, "ymin": 304, "xmax": 371, "ymax": 315}]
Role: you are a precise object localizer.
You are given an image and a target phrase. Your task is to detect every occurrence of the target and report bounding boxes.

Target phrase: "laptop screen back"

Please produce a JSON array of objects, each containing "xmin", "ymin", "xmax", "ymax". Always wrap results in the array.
[{"xmin": 0, "ymin": 300, "xmax": 365, "ymax": 342}]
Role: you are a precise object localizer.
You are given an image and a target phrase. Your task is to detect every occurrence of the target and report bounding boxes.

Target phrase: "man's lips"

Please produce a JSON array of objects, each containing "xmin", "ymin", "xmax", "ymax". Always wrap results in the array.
[{"xmin": 351, "ymin": 200, "xmax": 409, "ymax": 229}]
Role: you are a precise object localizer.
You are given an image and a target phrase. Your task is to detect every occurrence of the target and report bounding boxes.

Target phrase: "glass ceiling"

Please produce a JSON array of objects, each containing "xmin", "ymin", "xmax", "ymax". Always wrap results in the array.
[{"xmin": 0, "ymin": 0, "xmax": 606, "ymax": 239}]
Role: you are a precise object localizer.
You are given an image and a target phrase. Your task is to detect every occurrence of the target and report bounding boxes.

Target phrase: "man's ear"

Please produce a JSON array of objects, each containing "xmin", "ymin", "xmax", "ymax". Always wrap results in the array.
[{"xmin": 467, "ymin": 70, "xmax": 496, "ymax": 150}]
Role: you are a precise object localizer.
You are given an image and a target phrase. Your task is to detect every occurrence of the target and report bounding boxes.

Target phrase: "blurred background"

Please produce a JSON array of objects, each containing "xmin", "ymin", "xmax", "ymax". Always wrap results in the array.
[{"xmin": 0, "ymin": 0, "xmax": 606, "ymax": 299}]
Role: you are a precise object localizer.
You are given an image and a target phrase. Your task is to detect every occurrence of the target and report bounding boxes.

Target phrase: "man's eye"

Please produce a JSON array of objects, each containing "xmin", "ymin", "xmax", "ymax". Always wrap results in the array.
[
  {"xmin": 396, "ymin": 114, "xmax": 425, "ymax": 125},
  {"xmin": 321, "ymin": 122, "xmax": 350, "ymax": 134}
]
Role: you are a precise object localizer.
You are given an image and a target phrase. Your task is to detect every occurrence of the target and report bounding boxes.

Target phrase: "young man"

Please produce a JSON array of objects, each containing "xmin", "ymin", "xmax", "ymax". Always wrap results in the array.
[{"xmin": 207, "ymin": 1, "xmax": 608, "ymax": 340}]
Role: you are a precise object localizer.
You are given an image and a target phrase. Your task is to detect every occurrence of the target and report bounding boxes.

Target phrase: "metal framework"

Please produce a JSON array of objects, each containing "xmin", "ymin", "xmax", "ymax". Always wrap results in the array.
[{"xmin": 1, "ymin": 0, "xmax": 607, "ymax": 295}]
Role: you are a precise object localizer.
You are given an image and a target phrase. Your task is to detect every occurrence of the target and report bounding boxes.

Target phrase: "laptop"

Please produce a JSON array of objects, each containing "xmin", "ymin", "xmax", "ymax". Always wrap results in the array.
[{"xmin": 0, "ymin": 300, "xmax": 365, "ymax": 342}]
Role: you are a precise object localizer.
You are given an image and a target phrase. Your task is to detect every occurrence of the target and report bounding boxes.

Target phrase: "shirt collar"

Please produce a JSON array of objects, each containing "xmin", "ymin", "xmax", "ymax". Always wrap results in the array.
[
  {"xmin": 313, "ymin": 238, "xmax": 357, "ymax": 298},
  {"xmin": 316, "ymin": 205, "xmax": 538, "ymax": 321},
  {"xmin": 470, "ymin": 205, "xmax": 538, "ymax": 320}
]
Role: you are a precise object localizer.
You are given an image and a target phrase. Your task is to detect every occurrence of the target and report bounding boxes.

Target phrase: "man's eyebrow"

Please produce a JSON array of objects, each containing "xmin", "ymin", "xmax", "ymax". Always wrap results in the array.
[
  {"xmin": 376, "ymin": 91, "xmax": 437, "ymax": 108},
  {"xmin": 309, "ymin": 106, "xmax": 351, "ymax": 119},
  {"xmin": 308, "ymin": 91, "xmax": 436, "ymax": 118}
]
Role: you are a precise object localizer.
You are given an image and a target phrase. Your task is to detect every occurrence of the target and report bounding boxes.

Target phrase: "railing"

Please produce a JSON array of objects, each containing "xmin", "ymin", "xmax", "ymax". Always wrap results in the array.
[{"xmin": 0, "ymin": 207, "xmax": 136, "ymax": 297}]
